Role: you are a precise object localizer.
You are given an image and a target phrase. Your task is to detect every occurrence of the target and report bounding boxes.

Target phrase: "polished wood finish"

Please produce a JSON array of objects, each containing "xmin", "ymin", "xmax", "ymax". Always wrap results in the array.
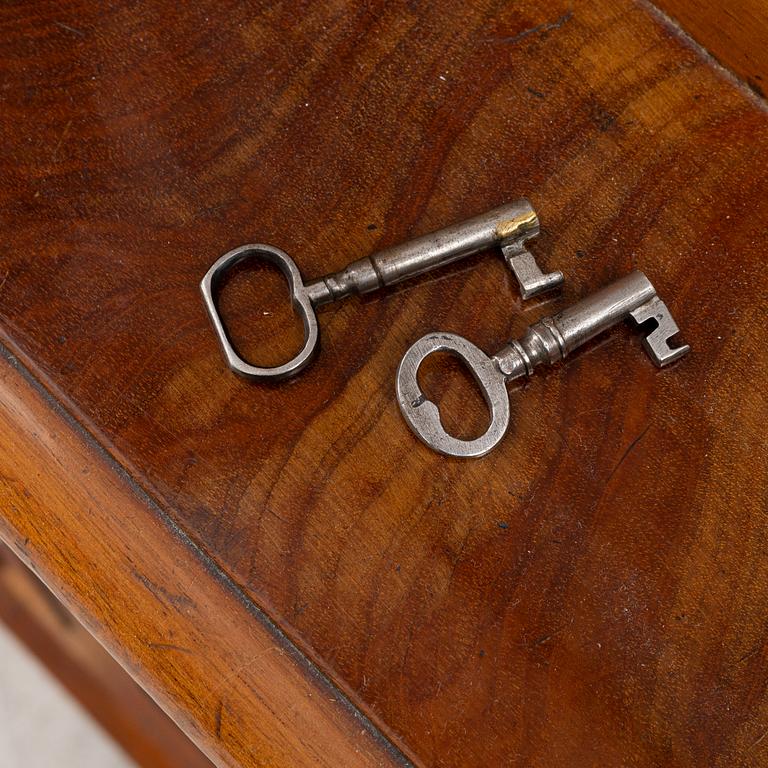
[
  {"xmin": 1, "ymin": 1, "xmax": 767, "ymax": 766},
  {"xmin": 0, "ymin": 357, "xmax": 406, "ymax": 767},
  {"xmin": 0, "ymin": 543, "xmax": 215, "ymax": 768}
]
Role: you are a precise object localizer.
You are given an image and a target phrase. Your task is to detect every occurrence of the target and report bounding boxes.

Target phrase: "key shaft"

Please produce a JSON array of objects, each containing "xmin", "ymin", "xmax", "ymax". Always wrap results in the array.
[
  {"xmin": 305, "ymin": 200, "xmax": 559, "ymax": 305},
  {"xmin": 493, "ymin": 271, "xmax": 687, "ymax": 379}
]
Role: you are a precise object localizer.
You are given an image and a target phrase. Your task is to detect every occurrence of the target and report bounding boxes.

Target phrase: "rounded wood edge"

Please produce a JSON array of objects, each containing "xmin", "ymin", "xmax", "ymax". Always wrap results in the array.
[{"xmin": 0, "ymin": 347, "xmax": 414, "ymax": 768}]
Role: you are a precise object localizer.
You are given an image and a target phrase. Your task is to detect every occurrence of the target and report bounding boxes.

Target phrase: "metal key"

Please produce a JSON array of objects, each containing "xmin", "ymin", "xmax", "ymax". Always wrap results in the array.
[
  {"xmin": 200, "ymin": 200, "xmax": 562, "ymax": 380},
  {"xmin": 397, "ymin": 271, "xmax": 690, "ymax": 458}
]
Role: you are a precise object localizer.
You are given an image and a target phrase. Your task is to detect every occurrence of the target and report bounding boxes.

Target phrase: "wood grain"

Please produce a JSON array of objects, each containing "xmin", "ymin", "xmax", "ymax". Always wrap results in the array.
[
  {"xmin": 0, "ymin": 353, "xmax": 408, "ymax": 767},
  {"xmin": 0, "ymin": 542, "xmax": 215, "ymax": 768},
  {"xmin": 1, "ymin": 0, "xmax": 767, "ymax": 766},
  {"xmin": 653, "ymin": 0, "xmax": 768, "ymax": 98}
]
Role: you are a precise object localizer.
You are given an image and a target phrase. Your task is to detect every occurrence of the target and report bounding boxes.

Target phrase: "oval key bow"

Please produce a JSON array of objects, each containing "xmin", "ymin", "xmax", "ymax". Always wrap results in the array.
[{"xmin": 200, "ymin": 244, "xmax": 320, "ymax": 380}]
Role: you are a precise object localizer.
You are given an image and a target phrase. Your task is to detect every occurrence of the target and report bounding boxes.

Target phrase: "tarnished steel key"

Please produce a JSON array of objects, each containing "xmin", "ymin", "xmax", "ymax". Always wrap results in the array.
[
  {"xmin": 201, "ymin": 200, "xmax": 562, "ymax": 380},
  {"xmin": 396, "ymin": 271, "xmax": 689, "ymax": 458}
]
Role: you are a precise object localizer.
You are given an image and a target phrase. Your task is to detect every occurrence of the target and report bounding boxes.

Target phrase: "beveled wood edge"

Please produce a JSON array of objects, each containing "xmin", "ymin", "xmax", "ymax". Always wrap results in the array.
[{"xmin": 0, "ymin": 343, "xmax": 415, "ymax": 768}]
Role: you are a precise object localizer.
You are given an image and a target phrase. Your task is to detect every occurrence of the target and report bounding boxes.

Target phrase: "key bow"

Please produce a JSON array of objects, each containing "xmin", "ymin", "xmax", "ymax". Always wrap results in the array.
[{"xmin": 200, "ymin": 244, "xmax": 320, "ymax": 380}]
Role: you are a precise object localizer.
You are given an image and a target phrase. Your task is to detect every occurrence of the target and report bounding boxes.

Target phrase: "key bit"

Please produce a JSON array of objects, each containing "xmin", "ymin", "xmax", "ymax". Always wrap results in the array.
[
  {"xmin": 396, "ymin": 271, "xmax": 690, "ymax": 458},
  {"xmin": 501, "ymin": 219, "xmax": 563, "ymax": 300}
]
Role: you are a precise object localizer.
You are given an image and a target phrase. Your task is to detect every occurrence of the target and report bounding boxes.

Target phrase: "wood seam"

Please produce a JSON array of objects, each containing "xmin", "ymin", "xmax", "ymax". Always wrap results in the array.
[{"xmin": 641, "ymin": 0, "xmax": 768, "ymax": 110}]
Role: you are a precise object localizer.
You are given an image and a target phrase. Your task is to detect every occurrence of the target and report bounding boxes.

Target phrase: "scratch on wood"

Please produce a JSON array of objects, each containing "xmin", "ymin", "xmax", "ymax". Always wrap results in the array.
[
  {"xmin": 488, "ymin": 10, "xmax": 573, "ymax": 46},
  {"xmin": 52, "ymin": 120, "xmax": 73, "ymax": 162},
  {"xmin": 54, "ymin": 21, "xmax": 86, "ymax": 37},
  {"xmin": 738, "ymin": 642, "xmax": 765, "ymax": 664},
  {"xmin": 194, "ymin": 201, "xmax": 228, "ymax": 220},
  {"xmin": 220, "ymin": 646, "xmax": 283, "ymax": 686},
  {"xmin": 132, "ymin": 568, "xmax": 194, "ymax": 610},
  {"xmin": 751, "ymin": 727, "xmax": 768, "ymax": 751},
  {"xmin": 605, "ymin": 423, "xmax": 651, "ymax": 485},
  {"xmin": 147, "ymin": 641, "xmax": 193, "ymax": 654},
  {"xmin": 533, "ymin": 627, "xmax": 565, "ymax": 647},
  {"xmin": 215, "ymin": 699, "xmax": 224, "ymax": 739}
]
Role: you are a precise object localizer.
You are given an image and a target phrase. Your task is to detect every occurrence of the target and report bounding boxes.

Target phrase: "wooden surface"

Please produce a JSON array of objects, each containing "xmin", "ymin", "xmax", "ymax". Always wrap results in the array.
[
  {"xmin": 1, "ymin": 1, "xmax": 767, "ymax": 766},
  {"xmin": 0, "ymin": 543, "xmax": 215, "ymax": 768},
  {"xmin": 0, "ymin": 356, "xmax": 406, "ymax": 768}
]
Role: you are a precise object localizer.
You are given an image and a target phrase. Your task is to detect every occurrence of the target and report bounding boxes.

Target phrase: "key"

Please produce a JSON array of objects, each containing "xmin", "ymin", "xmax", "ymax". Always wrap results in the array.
[
  {"xmin": 396, "ymin": 270, "xmax": 690, "ymax": 458},
  {"xmin": 200, "ymin": 200, "xmax": 563, "ymax": 380}
]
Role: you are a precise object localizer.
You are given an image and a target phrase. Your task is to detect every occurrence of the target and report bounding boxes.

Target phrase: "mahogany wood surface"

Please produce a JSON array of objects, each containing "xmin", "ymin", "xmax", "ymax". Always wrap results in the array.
[
  {"xmin": 1, "ymin": 1, "xmax": 767, "ymax": 766},
  {"xmin": 0, "ymin": 542, "xmax": 215, "ymax": 768}
]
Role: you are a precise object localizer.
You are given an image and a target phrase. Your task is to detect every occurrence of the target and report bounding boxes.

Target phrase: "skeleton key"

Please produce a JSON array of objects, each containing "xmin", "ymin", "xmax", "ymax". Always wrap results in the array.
[
  {"xmin": 200, "ymin": 200, "xmax": 562, "ymax": 380},
  {"xmin": 397, "ymin": 271, "xmax": 689, "ymax": 458}
]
